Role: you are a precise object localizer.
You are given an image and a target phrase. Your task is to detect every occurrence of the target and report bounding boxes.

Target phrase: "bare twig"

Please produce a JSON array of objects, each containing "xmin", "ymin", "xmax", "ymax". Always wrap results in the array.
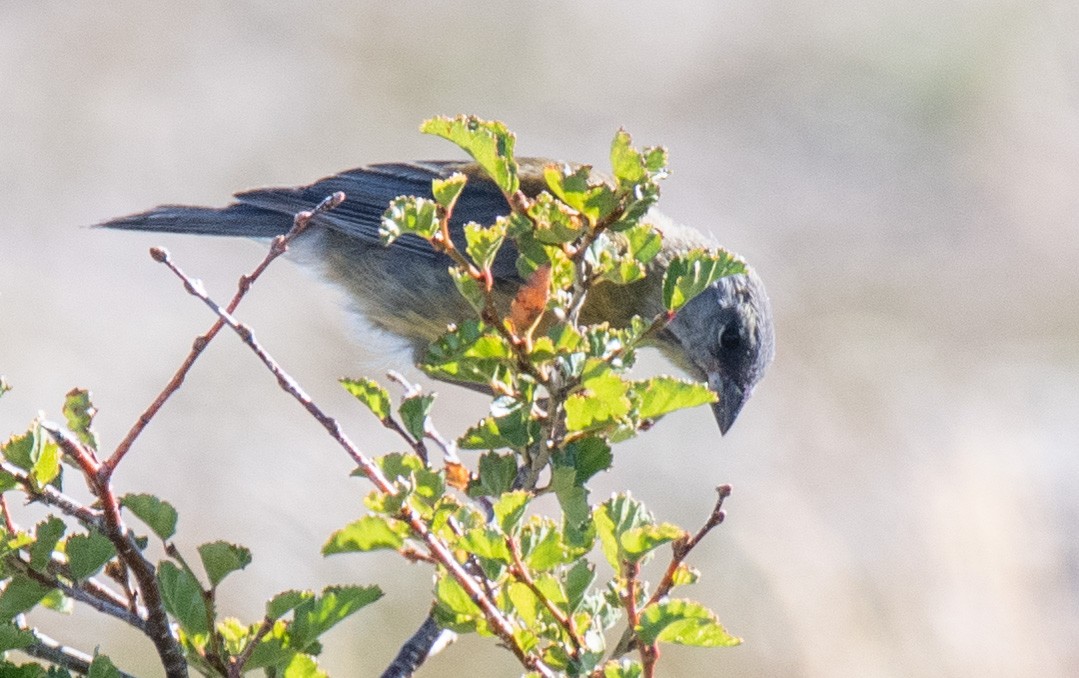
[
  {"xmin": 104, "ymin": 191, "xmax": 346, "ymax": 475},
  {"xmin": 20, "ymin": 629, "xmax": 139, "ymax": 678}
]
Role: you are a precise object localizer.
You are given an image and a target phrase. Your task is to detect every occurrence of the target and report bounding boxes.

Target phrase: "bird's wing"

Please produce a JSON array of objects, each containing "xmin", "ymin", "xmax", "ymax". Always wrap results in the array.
[{"xmin": 234, "ymin": 161, "xmax": 516, "ymax": 265}]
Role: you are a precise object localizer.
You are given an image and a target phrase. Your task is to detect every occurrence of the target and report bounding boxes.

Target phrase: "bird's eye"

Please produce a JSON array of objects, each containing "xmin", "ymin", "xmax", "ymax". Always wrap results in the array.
[{"xmin": 720, "ymin": 324, "xmax": 741, "ymax": 350}]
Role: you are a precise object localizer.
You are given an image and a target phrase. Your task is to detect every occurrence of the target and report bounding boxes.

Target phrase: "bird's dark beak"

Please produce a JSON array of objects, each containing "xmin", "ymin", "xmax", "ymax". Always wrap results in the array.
[{"xmin": 708, "ymin": 373, "xmax": 747, "ymax": 435}]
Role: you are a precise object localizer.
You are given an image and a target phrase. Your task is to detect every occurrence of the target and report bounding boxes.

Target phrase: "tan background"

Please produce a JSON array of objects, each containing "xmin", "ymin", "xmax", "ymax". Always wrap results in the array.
[{"xmin": 2, "ymin": 1, "xmax": 1077, "ymax": 676}]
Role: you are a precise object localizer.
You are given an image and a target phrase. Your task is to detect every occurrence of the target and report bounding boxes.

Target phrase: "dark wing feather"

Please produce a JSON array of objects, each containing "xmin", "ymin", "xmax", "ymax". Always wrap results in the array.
[{"xmin": 99, "ymin": 160, "xmax": 523, "ymax": 277}]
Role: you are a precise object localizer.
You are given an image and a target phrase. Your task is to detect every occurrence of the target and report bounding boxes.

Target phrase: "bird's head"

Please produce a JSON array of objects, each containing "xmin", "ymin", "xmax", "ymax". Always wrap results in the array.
[{"xmin": 661, "ymin": 269, "xmax": 775, "ymax": 434}]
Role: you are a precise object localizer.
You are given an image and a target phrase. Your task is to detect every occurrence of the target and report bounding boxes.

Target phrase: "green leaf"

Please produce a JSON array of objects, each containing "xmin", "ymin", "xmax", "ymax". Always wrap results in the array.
[
  {"xmin": 475, "ymin": 452, "xmax": 517, "ymax": 497},
  {"xmin": 399, "ymin": 394, "xmax": 435, "ymax": 440},
  {"xmin": 595, "ymin": 495, "xmax": 650, "ymax": 570},
  {"xmin": 602, "ymin": 659, "xmax": 644, "ymax": 678},
  {"xmin": 380, "ymin": 196, "xmax": 441, "ymax": 245},
  {"xmin": 0, "ymin": 468, "xmax": 18, "ymax": 493},
  {"xmin": 433, "ymin": 574, "xmax": 481, "ymax": 633},
  {"xmin": 121, "ymin": 493, "xmax": 178, "ymax": 541},
  {"xmin": 464, "ymin": 220, "xmax": 507, "ymax": 271},
  {"xmin": 29, "ymin": 517, "xmax": 66, "ymax": 570},
  {"xmin": 492, "ymin": 491, "xmax": 530, "ymax": 534},
  {"xmin": 158, "ymin": 560, "xmax": 209, "ymax": 635},
  {"xmin": 620, "ymin": 523, "xmax": 685, "ymax": 563},
  {"xmin": 635, "ymin": 599, "xmax": 740, "ymax": 647},
  {"xmin": 0, "ymin": 378, "xmax": 10, "ymax": 399},
  {"xmin": 553, "ymin": 436, "xmax": 612, "ymax": 486},
  {"xmin": 565, "ymin": 361, "xmax": 632, "ymax": 432},
  {"xmin": 323, "ymin": 516, "xmax": 409, "ymax": 554},
  {"xmin": 0, "ymin": 622, "xmax": 35, "ymax": 651},
  {"xmin": 527, "ymin": 192, "xmax": 585, "ymax": 245},
  {"xmin": 550, "ymin": 467, "xmax": 589, "ymax": 525},
  {"xmin": 610, "ymin": 128, "xmax": 646, "ymax": 185},
  {"xmin": 0, "ymin": 575, "xmax": 53, "ymax": 619},
  {"xmin": 376, "ymin": 452, "xmax": 424, "ymax": 482},
  {"xmin": 62, "ymin": 389, "xmax": 98, "ymax": 450},
  {"xmin": 507, "ymin": 581, "xmax": 539, "ymax": 627},
  {"xmin": 31, "ymin": 438, "xmax": 60, "ymax": 489},
  {"xmin": 1, "ymin": 431, "xmax": 34, "ymax": 471},
  {"xmin": 66, "ymin": 532, "xmax": 116, "ymax": 580},
  {"xmin": 449, "ymin": 267, "xmax": 486, "ymax": 313},
  {"xmin": 457, "ymin": 527, "xmax": 511, "ymax": 564},
  {"xmin": 631, "ymin": 376, "xmax": 717, "ymax": 421},
  {"xmin": 432, "ymin": 172, "xmax": 468, "ymax": 210},
  {"xmin": 459, "ymin": 398, "xmax": 536, "ymax": 451},
  {"xmin": 564, "ymin": 559, "xmax": 595, "ymax": 615},
  {"xmin": 267, "ymin": 589, "xmax": 311, "ymax": 620},
  {"xmin": 290, "ymin": 585, "xmax": 383, "ymax": 649},
  {"xmin": 87, "ymin": 654, "xmax": 120, "ymax": 678},
  {"xmin": 198, "ymin": 541, "xmax": 252, "ymax": 588},
  {"xmin": 662, "ymin": 249, "xmax": 747, "ymax": 312},
  {"xmin": 543, "ymin": 164, "xmax": 619, "ymax": 224},
  {"xmin": 424, "ymin": 320, "xmax": 513, "ymax": 386},
  {"xmin": 40, "ymin": 587, "xmax": 71, "ymax": 614},
  {"xmin": 421, "ymin": 116, "xmax": 519, "ymax": 195},
  {"xmin": 282, "ymin": 652, "xmax": 328, "ymax": 678},
  {"xmin": 340, "ymin": 378, "xmax": 392, "ymax": 421},
  {"xmin": 670, "ymin": 563, "xmax": 700, "ymax": 588}
]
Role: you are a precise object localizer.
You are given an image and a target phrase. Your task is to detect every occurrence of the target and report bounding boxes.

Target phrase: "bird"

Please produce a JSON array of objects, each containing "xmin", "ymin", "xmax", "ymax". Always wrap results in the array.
[{"xmin": 97, "ymin": 158, "xmax": 774, "ymax": 434}]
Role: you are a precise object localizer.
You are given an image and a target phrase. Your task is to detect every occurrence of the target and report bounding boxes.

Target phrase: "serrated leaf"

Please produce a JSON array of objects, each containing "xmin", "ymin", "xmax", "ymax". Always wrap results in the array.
[
  {"xmin": 610, "ymin": 128, "xmax": 646, "ymax": 186},
  {"xmin": 121, "ymin": 493, "xmax": 178, "ymax": 541},
  {"xmin": 0, "ymin": 622, "xmax": 34, "ymax": 651},
  {"xmin": 527, "ymin": 192, "xmax": 585, "ymax": 245},
  {"xmin": 433, "ymin": 575, "xmax": 481, "ymax": 633},
  {"xmin": 424, "ymin": 320, "xmax": 513, "ymax": 385},
  {"xmin": 662, "ymin": 249, "xmax": 747, "ymax": 312},
  {"xmin": 66, "ymin": 532, "xmax": 116, "ymax": 580},
  {"xmin": 457, "ymin": 527, "xmax": 511, "ymax": 563},
  {"xmin": 464, "ymin": 220, "xmax": 506, "ymax": 271},
  {"xmin": 595, "ymin": 495, "xmax": 651, "ymax": 570},
  {"xmin": 29, "ymin": 517, "xmax": 66, "ymax": 570},
  {"xmin": 340, "ymin": 378, "xmax": 391, "ymax": 421},
  {"xmin": 380, "ymin": 196, "xmax": 441, "ymax": 245},
  {"xmin": 0, "ymin": 575, "xmax": 53, "ymax": 619},
  {"xmin": 421, "ymin": 116, "xmax": 519, "ymax": 195},
  {"xmin": 565, "ymin": 362, "xmax": 632, "ymax": 432},
  {"xmin": 492, "ymin": 491, "xmax": 530, "ymax": 534},
  {"xmin": 62, "ymin": 389, "xmax": 98, "ymax": 450},
  {"xmin": 323, "ymin": 516, "xmax": 409, "ymax": 554},
  {"xmin": 670, "ymin": 563, "xmax": 700, "ymax": 587},
  {"xmin": 635, "ymin": 599, "xmax": 740, "ymax": 647},
  {"xmin": 543, "ymin": 164, "xmax": 619, "ymax": 224},
  {"xmin": 399, "ymin": 394, "xmax": 435, "ymax": 440},
  {"xmin": 632, "ymin": 377, "xmax": 717, "ymax": 421},
  {"xmin": 30, "ymin": 428, "xmax": 60, "ymax": 489},
  {"xmin": 1, "ymin": 430, "xmax": 34, "ymax": 471},
  {"xmin": 158, "ymin": 560, "xmax": 209, "ymax": 635},
  {"xmin": 507, "ymin": 581, "xmax": 539, "ymax": 627},
  {"xmin": 432, "ymin": 172, "xmax": 468, "ymax": 210},
  {"xmin": 449, "ymin": 267, "xmax": 486, "ymax": 313},
  {"xmin": 553, "ymin": 436, "xmax": 612, "ymax": 486},
  {"xmin": 267, "ymin": 589, "xmax": 312, "ymax": 620},
  {"xmin": 475, "ymin": 452, "xmax": 517, "ymax": 497},
  {"xmin": 290, "ymin": 585, "xmax": 383, "ymax": 648},
  {"xmin": 281, "ymin": 652, "xmax": 328, "ymax": 678},
  {"xmin": 198, "ymin": 541, "xmax": 252, "ymax": 588},
  {"xmin": 620, "ymin": 523, "xmax": 686, "ymax": 563},
  {"xmin": 565, "ymin": 558, "xmax": 595, "ymax": 615}
]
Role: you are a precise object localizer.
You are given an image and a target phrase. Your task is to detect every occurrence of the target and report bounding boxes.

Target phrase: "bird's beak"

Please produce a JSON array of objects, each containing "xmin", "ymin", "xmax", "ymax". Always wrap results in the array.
[{"xmin": 709, "ymin": 373, "xmax": 747, "ymax": 435}]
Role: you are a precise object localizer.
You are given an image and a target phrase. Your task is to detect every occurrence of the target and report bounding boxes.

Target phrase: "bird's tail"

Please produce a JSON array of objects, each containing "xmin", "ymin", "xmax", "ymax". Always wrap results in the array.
[{"xmin": 95, "ymin": 203, "xmax": 292, "ymax": 238}]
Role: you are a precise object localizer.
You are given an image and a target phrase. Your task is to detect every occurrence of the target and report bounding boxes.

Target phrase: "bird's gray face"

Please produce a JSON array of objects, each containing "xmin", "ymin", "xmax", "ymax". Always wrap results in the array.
[{"xmin": 664, "ymin": 271, "xmax": 775, "ymax": 434}]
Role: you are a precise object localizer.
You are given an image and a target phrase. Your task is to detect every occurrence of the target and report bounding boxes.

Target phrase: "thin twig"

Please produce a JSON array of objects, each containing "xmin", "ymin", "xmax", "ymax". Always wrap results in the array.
[
  {"xmin": 103, "ymin": 191, "xmax": 346, "ymax": 475},
  {"xmin": 20, "ymin": 629, "xmax": 139, "ymax": 678}
]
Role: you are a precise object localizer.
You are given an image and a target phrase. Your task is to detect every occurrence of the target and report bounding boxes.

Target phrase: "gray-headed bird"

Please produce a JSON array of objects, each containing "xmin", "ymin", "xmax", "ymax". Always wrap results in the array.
[{"xmin": 98, "ymin": 159, "xmax": 774, "ymax": 433}]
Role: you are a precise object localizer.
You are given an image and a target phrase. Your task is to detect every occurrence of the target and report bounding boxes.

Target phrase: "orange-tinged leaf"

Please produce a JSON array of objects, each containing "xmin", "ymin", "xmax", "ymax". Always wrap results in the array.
[
  {"xmin": 509, "ymin": 264, "xmax": 551, "ymax": 335},
  {"xmin": 444, "ymin": 461, "xmax": 472, "ymax": 491}
]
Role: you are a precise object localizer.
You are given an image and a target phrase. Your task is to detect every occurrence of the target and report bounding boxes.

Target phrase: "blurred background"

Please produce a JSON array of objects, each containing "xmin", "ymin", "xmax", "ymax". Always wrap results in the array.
[{"xmin": 2, "ymin": 1, "xmax": 1076, "ymax": 676}]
